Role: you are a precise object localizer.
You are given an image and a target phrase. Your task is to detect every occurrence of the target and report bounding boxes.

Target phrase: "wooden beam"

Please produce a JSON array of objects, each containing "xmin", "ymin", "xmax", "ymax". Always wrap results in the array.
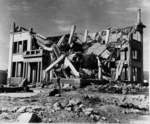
[
  {"xmin": 45, "ymin": 54, "xmax": 66, "ymax": 72},
  {"xmin": 105, "ymin": 28, "xmax": 110, "ymax": 44},
  {"xmin": 64, "ymin": 57, "xmax": 79, "ymax": 77},
  {"xmin": 15, "ymin": 62, "xmax": 18, "ymax": 77},
  {"xmin": 52, "ymin": 44, "xmax": 61, "ymax": 58},
  {"xmin": 40, "ymin": 61, "xmax": 43, "ymax": 81},
  {"xmin": 23, "ymin": 62, "xmax": 25, "ymax": 78},
  {"xmin": 25, "ymin": 62, "xmax": 28, "ymax": 78},
  {"xmin": 57, "ymin": 35, "xmax": 65, "ymax": 47},
  {"xmin": 36, "ymin": 34, "xmax": 47, "ymax": 40},
  {"xmin": 19, "ymin": 78, "xmax": 27, "ymax": 87},
  {"xmin": 62, "ymin": 69, "xmax": 69, "ymax": 78},
  {"xmin": 37, "ymin": 62, "xmax": 40, "ymax": 82},
  {"xmin": 68, "ymin": 25, "xmax": 76, "ymax": 45},
  {"xmin": 96, "ymin": 57, "xmax": 102, "ymax": 79},
  {"xmin": 36, "ymin": 40, "xmax": 53, "ymax": 51},
  {"xmin": 8, "ymin": 22, "xmax": 15, "ymax": 79},
  {"xmin": 83, "ymin": 30, "xmax": 88, "ymax": 43}
]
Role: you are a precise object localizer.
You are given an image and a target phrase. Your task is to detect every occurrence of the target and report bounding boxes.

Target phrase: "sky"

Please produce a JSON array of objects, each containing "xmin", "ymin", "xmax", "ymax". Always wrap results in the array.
[{"xmin": 0, "ymin": 0, "xmax": 150, "ymax": 71}]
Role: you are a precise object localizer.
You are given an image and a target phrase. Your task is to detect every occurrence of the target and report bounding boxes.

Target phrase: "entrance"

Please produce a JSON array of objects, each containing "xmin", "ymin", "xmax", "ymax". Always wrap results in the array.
[{"xmin": 30, "ymin": 63, "xmax": 37, "ymax": 84}]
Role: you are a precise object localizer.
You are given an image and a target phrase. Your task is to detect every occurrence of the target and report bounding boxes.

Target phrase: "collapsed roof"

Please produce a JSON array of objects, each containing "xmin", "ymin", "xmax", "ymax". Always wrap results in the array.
[{"xmin": 14, "ymin": 24, "xmax": 138, "ymax": 80}]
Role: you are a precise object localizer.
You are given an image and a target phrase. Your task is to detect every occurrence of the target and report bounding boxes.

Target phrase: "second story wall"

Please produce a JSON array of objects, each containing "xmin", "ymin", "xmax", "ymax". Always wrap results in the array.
[
  {"xmin": 12, "ymin": 31, "xmax": 32, "ymax": 54},
  {"xmin": 11, "ymin": 31, "xmax": 32, "ymax": 62}
]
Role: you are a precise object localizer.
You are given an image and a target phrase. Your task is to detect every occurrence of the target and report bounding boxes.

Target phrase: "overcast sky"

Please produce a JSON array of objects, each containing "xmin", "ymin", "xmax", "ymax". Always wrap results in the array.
[{"xmin": 0, "ymin": 0, "xmax": 149, "ymax": 71}]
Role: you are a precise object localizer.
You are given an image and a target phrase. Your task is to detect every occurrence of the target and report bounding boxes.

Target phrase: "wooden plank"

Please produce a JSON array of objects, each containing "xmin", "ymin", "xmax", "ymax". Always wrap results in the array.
[
  {"xmin": 52, "ymin": 44, "xmax": 61, "ymax": 58},
  {"xmin": 19, "ymin": 78, "xmax": 27, "ymax": 87}
]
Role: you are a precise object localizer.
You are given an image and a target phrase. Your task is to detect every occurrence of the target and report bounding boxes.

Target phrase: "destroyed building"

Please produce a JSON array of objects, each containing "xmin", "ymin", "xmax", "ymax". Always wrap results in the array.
[{"xmin": 7, "ymin": 9, "xmax": 146, "ymax": 86}]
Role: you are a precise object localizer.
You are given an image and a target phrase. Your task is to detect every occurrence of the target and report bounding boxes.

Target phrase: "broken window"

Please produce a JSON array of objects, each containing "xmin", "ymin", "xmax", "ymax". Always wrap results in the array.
[
  {"xmin": 133, "ymin": 67, "xmax": 137, "ymax": 81},
  {"xmin": 133, "ymin": 31, "xmax": 141, "ymax": 41},
  {"xmin": 132, "ymin": 49, "xmax": 141, "ymax": 61},
  {"xmin": 18, "ymin": 41, "xmax": 22, "ymax": 53},
  {"xmin": 101, "ymin": 31, "xmax": 106, "ymax": 44}
]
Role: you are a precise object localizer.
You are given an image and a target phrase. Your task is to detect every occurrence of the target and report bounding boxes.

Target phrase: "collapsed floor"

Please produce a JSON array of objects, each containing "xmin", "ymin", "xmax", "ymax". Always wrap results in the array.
[
  {"xmin": 10, "ymin": 23, "xmax": 144, "ymax": 86},
  {"xmin": 0, "ymin": 83, "xmax": 149, "ymax": 123},
  {"xmin": 31, "ymin": 25, "xmax": 139, "ymax": 81}
]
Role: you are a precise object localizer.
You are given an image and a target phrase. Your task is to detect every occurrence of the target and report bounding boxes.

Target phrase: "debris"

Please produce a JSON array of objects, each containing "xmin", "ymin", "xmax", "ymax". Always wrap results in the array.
[
  {"xmin": 53, "ymin": 102, "xmax": 62, "ymax": 111},
  {"xmin": 74, "ymin": 106, "xmax": 82, "ymax": 113},
  {"xmin": 62, "ymin": 84, "xmax": 74, "ymax": 91},
  {"xmin": 1, "ymin": 107, "xmax": 8, "ymax": 113},
  {"xmin": 65, "ymin": 107, "xmax": 72, "ymax": 111},
  {"xmin": 16, "ymin": 106, "xmax": 27, "ymax": 113},
  {"xmin": 55, "ymin": 94, "xmax": 61, "ymax": 97},
  {"xmin": 1, "ymin": 12, "xmax": 148, "ymax": 123},
  {"xmin": 49, "ymin": 88, "xmax": 59, "ymax": 96},
  {"xmin": 17, "ymin": 112, "xmax": 40, "ymax": 123},
  {"xmin": 31, "ymin": 106, "xmax": 45, "ymax": 111},
  {"xmin": 94, "ymin": 115, "xmax": 100, "ymax": 121},
  {"xmin": 10, "ymin": 106, "xmax": 19, "ymax": 113},
  {"xmin": 19, "ymin": 78, "xmax": 27, "ymax": 87},
  {"xmin": 83, "ymin": 108, "xmax": 94, "ymax": 116},
  {"xmin": 68, "ymin": 98, "xmax": 82, "ymax": 106},
  {"xmin": 101, "ymin": 116, "xmax": 106, "ymax": 121}
]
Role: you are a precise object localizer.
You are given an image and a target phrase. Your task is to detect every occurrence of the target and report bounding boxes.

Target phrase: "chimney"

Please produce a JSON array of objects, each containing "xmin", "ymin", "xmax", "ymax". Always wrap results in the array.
[{"xmin": 137, "ymin": 8, "xmax": 141, "ymax": 24}]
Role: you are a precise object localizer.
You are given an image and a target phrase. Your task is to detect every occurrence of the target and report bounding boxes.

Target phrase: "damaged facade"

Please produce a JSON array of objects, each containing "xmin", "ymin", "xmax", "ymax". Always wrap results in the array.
[{"xmin": 8, "ymin": 9, "xmax": 146, "ymax": 85}]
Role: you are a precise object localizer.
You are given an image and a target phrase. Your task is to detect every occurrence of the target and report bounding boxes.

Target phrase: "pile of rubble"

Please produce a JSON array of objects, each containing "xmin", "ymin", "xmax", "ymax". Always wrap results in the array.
[
  {"xmin": 83, "ymin": 82, "xmax": 149, "ymax": 94},
  {"xmin": 31, "ymin": 25, "xmax": 136, "ymax": 80},
  {"xmin": 0, "ymin": 89, "xmax": 149, "ymax": 123}
]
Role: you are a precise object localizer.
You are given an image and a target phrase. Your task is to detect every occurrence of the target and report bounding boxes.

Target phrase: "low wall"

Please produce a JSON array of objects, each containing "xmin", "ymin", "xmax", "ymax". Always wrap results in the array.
[{"xmin": 7, "ymin": 77, "xmax": 24, "ymax": 86}]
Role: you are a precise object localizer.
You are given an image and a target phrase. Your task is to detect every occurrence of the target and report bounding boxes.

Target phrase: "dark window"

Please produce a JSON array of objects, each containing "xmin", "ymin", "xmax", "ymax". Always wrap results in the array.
[
  {"xmin": 23, "ymin": 40, "xmax": 27, "ymax": 52},
  {"xmin": 12, "ymin": 62, "xmax": 16, "ymax": 77},
  {"xmin": 13, "ymin": 42, "xmax": 17, "ymax": 53},
  {"xmin": 132, "ymin": 49, "xmax": 141, "ymax": 61},
  {"xmin": 132, "ymin": 67, "xmax": 141, "ymax": 81},
  {"xmin": 133, "ymin": 31, "xmax": 141, "ymax": 41},
  {"xmin": 132, "ymin": 50, "xmax": 137, "ymax": 59}
]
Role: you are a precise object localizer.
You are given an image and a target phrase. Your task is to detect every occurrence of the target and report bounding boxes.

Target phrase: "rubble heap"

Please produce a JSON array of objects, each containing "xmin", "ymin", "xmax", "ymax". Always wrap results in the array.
[{"xmin": 27, "ymin": 25, "xmax": 137, "ymax": 81}]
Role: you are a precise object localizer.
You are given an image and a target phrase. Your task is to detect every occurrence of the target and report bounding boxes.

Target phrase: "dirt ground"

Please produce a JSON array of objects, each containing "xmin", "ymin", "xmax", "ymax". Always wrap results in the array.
[{"xmin": 0, "ymin": 85, "xmax": 149, "ymax": 123}]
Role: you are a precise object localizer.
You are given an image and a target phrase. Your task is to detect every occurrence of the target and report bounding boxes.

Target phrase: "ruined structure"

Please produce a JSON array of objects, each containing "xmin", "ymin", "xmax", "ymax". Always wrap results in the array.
[{"xmin": 7, "ymin": 9, "xmax": 146, "ymax": 86}]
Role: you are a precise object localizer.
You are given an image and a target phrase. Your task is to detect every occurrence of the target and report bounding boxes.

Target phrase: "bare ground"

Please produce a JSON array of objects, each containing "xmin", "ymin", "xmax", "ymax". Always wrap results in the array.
[{"xmin": 0, "ymin": 86, "xmax": 149, "ymax": 123}]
